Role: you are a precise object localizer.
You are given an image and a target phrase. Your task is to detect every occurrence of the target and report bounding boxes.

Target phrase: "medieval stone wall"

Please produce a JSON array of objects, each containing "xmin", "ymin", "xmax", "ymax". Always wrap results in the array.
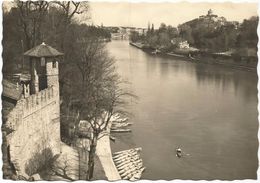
[
  {"xmin": 5, "ymin": 86, "xmax": 61, "ymax": 177},
  {"xmin": 46, "ymin": 60, "xmax": 60, "ymax": 103}
]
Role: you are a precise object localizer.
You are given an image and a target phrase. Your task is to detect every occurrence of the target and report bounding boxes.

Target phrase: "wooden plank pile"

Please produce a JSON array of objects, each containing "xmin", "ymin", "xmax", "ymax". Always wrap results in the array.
[{"xmin": 112, "ymin": 148, "xmax": 145, "ymax": 181}]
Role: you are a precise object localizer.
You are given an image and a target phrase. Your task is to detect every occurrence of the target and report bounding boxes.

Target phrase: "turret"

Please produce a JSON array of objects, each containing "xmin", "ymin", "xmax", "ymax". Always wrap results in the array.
[
  {"xmin": 208, "ymin": 9, "xmax": 213, "ymax": 16},
  {"xmin": 23, "ymin": 42, "xmax": 63, "ymax": 96}
]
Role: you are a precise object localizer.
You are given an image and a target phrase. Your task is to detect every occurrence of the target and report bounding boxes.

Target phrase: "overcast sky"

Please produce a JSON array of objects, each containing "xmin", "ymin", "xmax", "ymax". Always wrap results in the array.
[{"xmin": 87, "ymin": 1, "xmax": 258, "ymax": 28}]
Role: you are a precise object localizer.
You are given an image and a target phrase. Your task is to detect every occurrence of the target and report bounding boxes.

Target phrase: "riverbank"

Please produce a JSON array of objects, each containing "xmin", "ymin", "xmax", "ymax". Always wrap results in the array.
[
  {"xmin": 96, "ymin": 119, "xmax": 121, "ymax": 181},
  {"xmin": 129, "ymin": 42, "xmax": 257, "ymax": 71}
]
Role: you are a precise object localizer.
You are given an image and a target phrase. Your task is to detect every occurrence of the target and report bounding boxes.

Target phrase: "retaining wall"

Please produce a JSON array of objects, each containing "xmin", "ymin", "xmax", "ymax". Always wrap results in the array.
[{"xmin": 5, "ymin": 86, "xmax": 61, "ymax": 177}]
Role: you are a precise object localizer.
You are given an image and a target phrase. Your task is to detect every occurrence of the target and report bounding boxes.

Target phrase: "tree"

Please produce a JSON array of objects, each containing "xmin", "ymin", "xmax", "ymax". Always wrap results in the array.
[
  {"xmin": 62, "ymin": 32, "xmax": 136, "ymax": 180},
  {"xmin": 53, "ymin": 1, "xmax": 89, "ymax": 24},
  {"xmin": 51, "ymin": 1, "xmax": 89, "ymax": 50},
  {"xmin": 84, "ymin": 79, "xmax": 134, "ymax": 180},
  {"xmin": 158, "ymin": 23, "xmax": 167, "ymax": 33},
  {"xmin": 2, "ymin": 6, "xmax": 23, "ymax": 74},
  {"xmin": 16, "ymin": 0, "xmax": 49, "ymax": 50},
  {"xmin": 158, "ymin": 32, "xmax": 171, "ymax": 49},
  {"xmin": 219, "ymin": 24, "xmax": 237, "ymax": 51},
  {"xmin": 147, "ymin": 22, "xmax": 151, "ymax": 33},
  {"xmin": 167, "ymin": 25, "xmax": 178, "ymax": 39},
  {"xmin": 236, "ymin": 16, "xmax": 258, "ymax": 48},
  {"xmin": 148, "ymin": 34, "xmax": 159, "ymax": 48},
  {"xmin": 151, "ymin": 23, "xmax": 154, "ymax": 34},
  {"xmin": 130, "ymin": 31, "xmax": 141, "ymax": 42}
]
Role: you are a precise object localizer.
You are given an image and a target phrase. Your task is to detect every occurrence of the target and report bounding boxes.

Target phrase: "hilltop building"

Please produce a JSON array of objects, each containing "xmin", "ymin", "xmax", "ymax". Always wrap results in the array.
[
  {"xmin": 171, "ymin": 38, "xmax": 190, "ymax": 49},
  {"xmin": 179, "ymin": 9, "xmax": 229, "ymax": 30},
  {"xmin": 199, "ymin": 9, "xmax": 227, "ymax": 24},
  {"xmin": 199, "ymin": 9, "xmax": 218, "ymax": 19}
]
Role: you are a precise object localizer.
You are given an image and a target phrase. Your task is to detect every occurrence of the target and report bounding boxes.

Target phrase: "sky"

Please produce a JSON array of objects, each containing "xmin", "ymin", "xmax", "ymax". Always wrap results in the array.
[{"xmin": 86, "ymin": 1, "xmax": 258, "ymax": 28}]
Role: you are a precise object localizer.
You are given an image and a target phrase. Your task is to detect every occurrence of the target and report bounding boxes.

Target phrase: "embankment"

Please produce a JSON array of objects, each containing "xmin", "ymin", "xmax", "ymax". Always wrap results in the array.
[
  {"xmin": 129, "ymin": 42, "xmax": 257, "ymax": 71},
  {"xmin": 96, "ymin": 121, "xmax": 121, "ymax": 181}
]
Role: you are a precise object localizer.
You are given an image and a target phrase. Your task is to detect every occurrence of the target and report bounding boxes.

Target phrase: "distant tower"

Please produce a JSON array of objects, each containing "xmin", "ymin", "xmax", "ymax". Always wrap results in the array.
[
  {"xmin": 24, "ymin": 42, "xmax": 63, "ymax": 96},
  {"xmin": 208, "ymin": 9, "xmax": 213, "ymax": 16},
  {"xmin": 148, "ymin": 22, "xmax": 151, "ymax": 32},
  {"xmin": 151, "ymin": 23, "xmax": 154, "ymax": 33}
]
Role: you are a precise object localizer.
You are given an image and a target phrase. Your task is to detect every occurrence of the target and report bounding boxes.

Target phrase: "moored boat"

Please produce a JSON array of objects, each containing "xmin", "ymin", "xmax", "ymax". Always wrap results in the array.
[
  {"xmin": 113, "ymin": 152, "xmax": 139, "ymax": 161},
  {"xmin": 113, "ymin": 148, "xmax": 142, "ymax": 155},
  {"xmin": 113, "ymin": 152, "xmax": 138, "ymax": 160},
  {"xmin": 111, "ymin": 129, "xmax": 132, "ymax": 133},
  {"xmin": 128, "ymin": 167, "xmax": 146, "ymax": 181}
]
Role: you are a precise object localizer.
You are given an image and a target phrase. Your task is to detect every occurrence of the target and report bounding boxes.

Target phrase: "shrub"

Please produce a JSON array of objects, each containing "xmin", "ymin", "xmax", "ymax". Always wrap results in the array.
[{"xmin": 25, "ymin": 148, "xmax": 55, "ymax": 176}]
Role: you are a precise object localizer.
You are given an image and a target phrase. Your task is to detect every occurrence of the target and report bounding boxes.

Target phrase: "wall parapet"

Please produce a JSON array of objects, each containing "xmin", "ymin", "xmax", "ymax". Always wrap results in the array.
[{"xmin": 5, "ymin": 86, "xmax": 55, "ymax": 131}]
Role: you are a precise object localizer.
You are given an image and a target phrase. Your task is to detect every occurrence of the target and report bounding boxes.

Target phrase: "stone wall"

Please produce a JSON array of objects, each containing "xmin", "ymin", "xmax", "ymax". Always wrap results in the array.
[
  {"xmin": 46, "ymin": 60, "xmax": 60, "ymax": 105},
  {"xmin": 5, "ymin": 86, "xmax": 61, "ymax": 177}
]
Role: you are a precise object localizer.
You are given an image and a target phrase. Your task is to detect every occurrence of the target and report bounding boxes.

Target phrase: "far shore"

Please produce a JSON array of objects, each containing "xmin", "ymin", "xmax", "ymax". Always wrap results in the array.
[{"xmin": 129, "ymin": 42, "xmax": 257, "ymax": 72}]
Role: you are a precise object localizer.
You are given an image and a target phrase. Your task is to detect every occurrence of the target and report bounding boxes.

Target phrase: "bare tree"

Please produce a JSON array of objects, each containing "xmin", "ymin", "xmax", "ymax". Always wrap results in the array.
[
  {"xmin": 85, "ymin": 82, "xmax": 135, "ymax": 180},
  {"xmin": 16, "ymin": 0, "xmax": 49, "ymax": 49},
  {"xmin": 52, "ymin": 155, "xmax": 77, "ymax": 181},
  {"xmin": 70, "ymin": 38, "xmax": 136, "ymax": 180},
  {"xmin": 52, "ymin": 1, "xmax": 89, "ymax": 25},
  {"xmin": 51, "ymin": 1, "xmax": 90, "ymax": 51}
]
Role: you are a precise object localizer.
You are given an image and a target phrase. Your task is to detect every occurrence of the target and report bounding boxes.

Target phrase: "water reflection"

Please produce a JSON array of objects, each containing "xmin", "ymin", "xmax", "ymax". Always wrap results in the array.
[
  {"xmin": 193, "ymin": 63, "xmax": 257, "ymax": 101},
  {"xmin": 143, "ymin": 51, "xmax": 257, "ymax": 102}
]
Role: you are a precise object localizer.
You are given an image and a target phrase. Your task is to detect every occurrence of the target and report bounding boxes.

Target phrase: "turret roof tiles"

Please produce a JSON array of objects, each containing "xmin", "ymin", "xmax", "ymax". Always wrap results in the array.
[{"xmin": 24, "ymin": 42, "xmax": 63, "ymax": 58}]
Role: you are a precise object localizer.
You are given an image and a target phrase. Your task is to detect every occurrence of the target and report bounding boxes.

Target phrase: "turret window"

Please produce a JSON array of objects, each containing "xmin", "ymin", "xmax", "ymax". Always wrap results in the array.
[
  {"xmin": 52, "ymin": 61, "xmax": 57, "ymax": 68},
  {"xmin": 41, "ymin": 57, "xmax": 45, "ymax": 66}
]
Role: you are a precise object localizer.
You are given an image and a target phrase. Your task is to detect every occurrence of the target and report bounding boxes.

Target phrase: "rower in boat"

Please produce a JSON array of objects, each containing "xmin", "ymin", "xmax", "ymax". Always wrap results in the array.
[{"xmin": 176, "ymin": 148, "xmax": 182, "ymax": 158}]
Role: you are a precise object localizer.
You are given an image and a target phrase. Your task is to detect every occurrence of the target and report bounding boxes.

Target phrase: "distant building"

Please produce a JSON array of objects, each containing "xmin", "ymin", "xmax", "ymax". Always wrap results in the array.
[
  {"xmin": 110, "ymin": 26, "xmax": 147, "ymax": 40},
  {"xmin": 179, "ymin": 9, "xmax": 232, "ymax": 31},
  {"xmin": 199, "ymin": 9, "xmax": 218, "ymax": 19},
  {"xmin": 136, "ymin": 28, "xmax": 148, "ymax": 36},
  {"xmin": 178, "ymin": 41, "xmax": 190, "ymax": 49},
  {"xmin": 171, "ymin": 38, "xmax": 190, "ymax": 49}
]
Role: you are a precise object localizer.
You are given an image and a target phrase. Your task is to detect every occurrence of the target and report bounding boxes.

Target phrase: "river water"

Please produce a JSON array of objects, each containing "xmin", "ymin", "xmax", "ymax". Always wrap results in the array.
[{"xmin": 107, "ymin": 40, "xmax": 258, "ymax": 180}]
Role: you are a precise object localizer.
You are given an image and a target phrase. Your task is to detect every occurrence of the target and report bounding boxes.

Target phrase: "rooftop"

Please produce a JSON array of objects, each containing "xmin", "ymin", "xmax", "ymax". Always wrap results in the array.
[
  {"xmin": 2, "ymin": 79, "xmax": 23, "ymax": 101},
  {"xmin": 24, "ymin": 42, "xmax": 63, "ymax": 58}
]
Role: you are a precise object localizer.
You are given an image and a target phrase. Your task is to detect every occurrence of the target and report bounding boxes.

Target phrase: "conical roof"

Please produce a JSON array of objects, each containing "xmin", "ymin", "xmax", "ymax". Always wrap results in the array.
[{"xmin": 24, "ymin": 42, "xmax": 63, "ymax": 58}]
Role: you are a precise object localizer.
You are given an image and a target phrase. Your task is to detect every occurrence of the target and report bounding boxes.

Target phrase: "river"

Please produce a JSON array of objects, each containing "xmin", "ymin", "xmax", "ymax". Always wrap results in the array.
[{"xmin": 107, "ymin": 40, "xmax": 258, "ymax": 180}]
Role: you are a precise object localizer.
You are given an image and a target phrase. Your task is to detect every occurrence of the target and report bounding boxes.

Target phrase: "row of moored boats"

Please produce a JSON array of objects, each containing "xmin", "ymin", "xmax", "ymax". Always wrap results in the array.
[
  {"xmin": 113, "ymin": 148, "xmax": 145, "ymax": 181},
  {"xmin": 110, "ymin": 113, "xmax": 132, "ymax": 133}
]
